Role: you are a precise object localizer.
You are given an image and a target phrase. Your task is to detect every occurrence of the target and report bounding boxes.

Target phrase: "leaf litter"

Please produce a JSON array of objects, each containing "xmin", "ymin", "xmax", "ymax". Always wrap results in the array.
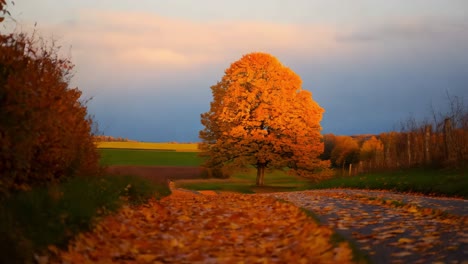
[{"xmin": 51, "ymin": 188, "xmax": 354, "ymax": 263}]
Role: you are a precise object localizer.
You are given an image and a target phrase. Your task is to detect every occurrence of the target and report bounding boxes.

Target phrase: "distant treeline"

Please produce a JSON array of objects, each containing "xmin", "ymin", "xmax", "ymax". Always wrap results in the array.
[
  {"xmin": 94, "ymin": 135, "xmax": 136, "ymax": 142},
  {"xmin": 322, "ymin": 95, "xmax": 467, "ymax": 175}
]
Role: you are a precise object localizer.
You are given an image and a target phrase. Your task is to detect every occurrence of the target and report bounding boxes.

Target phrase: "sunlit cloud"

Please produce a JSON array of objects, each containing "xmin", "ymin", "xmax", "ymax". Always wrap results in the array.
[
  {"xmin": 40, "ymin": 10, "xmax": 338, "ymax": 73},
  {"xmin": 11, "ymin": 8, "xmax": 349, "ymax": 97},
  {"xmin": 119, "ymin": 48, "xmax": 190, "ymax": 66}
]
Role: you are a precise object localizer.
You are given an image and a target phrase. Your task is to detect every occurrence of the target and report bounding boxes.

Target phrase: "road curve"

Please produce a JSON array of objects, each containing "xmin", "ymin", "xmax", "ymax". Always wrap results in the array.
[{"xmin": 265, "ymin": 189, "xmax": 467, "ymax": 264}]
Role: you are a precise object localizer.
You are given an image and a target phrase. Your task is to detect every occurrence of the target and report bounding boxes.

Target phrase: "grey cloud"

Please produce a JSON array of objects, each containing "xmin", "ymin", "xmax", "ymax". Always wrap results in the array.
[{"xmin": 336, "ymin": 18, "xmax": 468, "ymax": 43}]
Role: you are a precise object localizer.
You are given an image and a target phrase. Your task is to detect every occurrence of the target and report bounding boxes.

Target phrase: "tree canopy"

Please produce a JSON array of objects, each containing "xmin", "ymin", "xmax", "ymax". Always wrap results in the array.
[
  {"xmin": 199, "ymin": 52, "xmax": 327, "ymax": 186},
  {"xmin": 0, "ymin": 0, "xmax": 10, "ymax": 23}
]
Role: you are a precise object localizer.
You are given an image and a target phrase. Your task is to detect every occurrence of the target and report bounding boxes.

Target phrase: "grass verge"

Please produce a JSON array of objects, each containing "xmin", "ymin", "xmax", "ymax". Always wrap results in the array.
[
  {"xmin": 178, "ymin": 180, "xmax": 256, "ymax": 194},
  {"xmin": 308, "ymin": 168, "xmax": 468, "ymax": 198},
  {"xmin": 0, "ymin": 174, "xmax": 170, "ymax": 263},
  {"xmin": 276, "ymin": 199, "xmax": 370, "ymax": 264}
]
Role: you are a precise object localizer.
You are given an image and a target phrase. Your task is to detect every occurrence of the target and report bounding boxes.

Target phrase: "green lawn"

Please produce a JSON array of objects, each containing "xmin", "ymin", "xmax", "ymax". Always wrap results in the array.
[
  {"xmin": 99, "ymin": 149, "xmax": 203, "ymax": 166},
  {"xmin": 307, "ymin": 168, "xmax": 468, "ymax": 198},
  {"xmin": 176, "ymin": 169, "xmax": 314, "ymax": 193}
]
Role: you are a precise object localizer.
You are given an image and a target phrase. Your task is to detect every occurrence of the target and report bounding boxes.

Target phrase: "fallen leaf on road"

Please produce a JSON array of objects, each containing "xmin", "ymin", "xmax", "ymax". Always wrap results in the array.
[
  {"xmin": 398, "ymin": 238, "xmax": 415, "ymax": 244},
  {"xmin": 391, "ymin": 251, "xmax": 412, "ymax": 257},
  {"xmin": 54, "ymin": 193, "xmax": 354, "ymax": 263}
]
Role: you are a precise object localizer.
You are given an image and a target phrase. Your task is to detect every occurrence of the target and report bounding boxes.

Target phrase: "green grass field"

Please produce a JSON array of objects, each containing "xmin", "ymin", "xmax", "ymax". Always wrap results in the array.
[{"xmin": 99, "ymin": 149, "xmax": 203, "ymax": 166}]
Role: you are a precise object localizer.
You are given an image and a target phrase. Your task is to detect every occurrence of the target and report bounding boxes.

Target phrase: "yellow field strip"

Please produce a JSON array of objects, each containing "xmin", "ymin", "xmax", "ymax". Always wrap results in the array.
[{"xmin": 95, "ymin": 142, "xmax": 199, "ymax": 152}]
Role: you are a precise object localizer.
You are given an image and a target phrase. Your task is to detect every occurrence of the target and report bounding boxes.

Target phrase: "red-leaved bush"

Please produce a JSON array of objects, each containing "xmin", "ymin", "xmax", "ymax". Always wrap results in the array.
[{"xmin": 0, "ymin": 31, "xmax": 100, "ymax": 195}]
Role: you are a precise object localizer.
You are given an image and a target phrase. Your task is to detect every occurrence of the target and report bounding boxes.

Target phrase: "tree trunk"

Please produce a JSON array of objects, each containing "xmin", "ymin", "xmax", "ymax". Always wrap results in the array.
[
  {"xmin": 256, "ymin": 165, "xmax": 265, "ymax": 186},
  {"xmin": 407, "ymin": 132, "xmax": 412, "ymax": 167},
  {"xmin": 385, "ymin": 145, "xmax": 391, "ymax": 168},
  {"xmin": 424, "ymin": 124, "xmax": 431, "ymax": 165},
  {"xmin": 444, "ymin": 118, "xmax": 454, "ymax": 162}
]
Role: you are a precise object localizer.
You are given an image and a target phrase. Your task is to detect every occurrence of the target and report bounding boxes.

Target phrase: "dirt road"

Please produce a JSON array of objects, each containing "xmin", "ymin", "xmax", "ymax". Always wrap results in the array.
[
  {"xmin": 54, "ymin": 188, "xmax": 354, "ymax": 263},
  {"xmin": 266, "ymin": 189, "xmax": 467, "ymax": 264}
]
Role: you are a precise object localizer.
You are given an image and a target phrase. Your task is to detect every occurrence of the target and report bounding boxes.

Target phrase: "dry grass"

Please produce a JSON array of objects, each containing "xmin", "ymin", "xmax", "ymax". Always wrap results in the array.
[{"xmin": 96, "ymin": 142, "xmax": 199, "ymax": 152}]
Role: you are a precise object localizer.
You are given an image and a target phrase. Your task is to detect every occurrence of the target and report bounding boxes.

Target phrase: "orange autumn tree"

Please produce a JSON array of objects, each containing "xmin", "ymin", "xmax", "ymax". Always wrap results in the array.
[
  {"xmin": 199, "ymin": 52, "xmax": 327, "ymax": 186},
  {"xmin": 330, "ymin": 136, "xmax": 360, "ymax": 169},
  {"xmin": 360, "ymin": 136, "xmax": 384, "ymax": 171}
]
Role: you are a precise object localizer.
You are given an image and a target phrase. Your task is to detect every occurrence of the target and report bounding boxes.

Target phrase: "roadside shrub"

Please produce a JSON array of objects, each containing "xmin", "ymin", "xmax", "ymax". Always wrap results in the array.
[{"xmin": 0, "ymin": 32, "xmax": 100, "ymax": 195}]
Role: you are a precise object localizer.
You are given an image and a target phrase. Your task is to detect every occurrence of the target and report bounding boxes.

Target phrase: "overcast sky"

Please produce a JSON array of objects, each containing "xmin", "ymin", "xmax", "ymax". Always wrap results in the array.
[{"xmin": 5, "ymin": 0, "xmax": 468, "ymax": 142}]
